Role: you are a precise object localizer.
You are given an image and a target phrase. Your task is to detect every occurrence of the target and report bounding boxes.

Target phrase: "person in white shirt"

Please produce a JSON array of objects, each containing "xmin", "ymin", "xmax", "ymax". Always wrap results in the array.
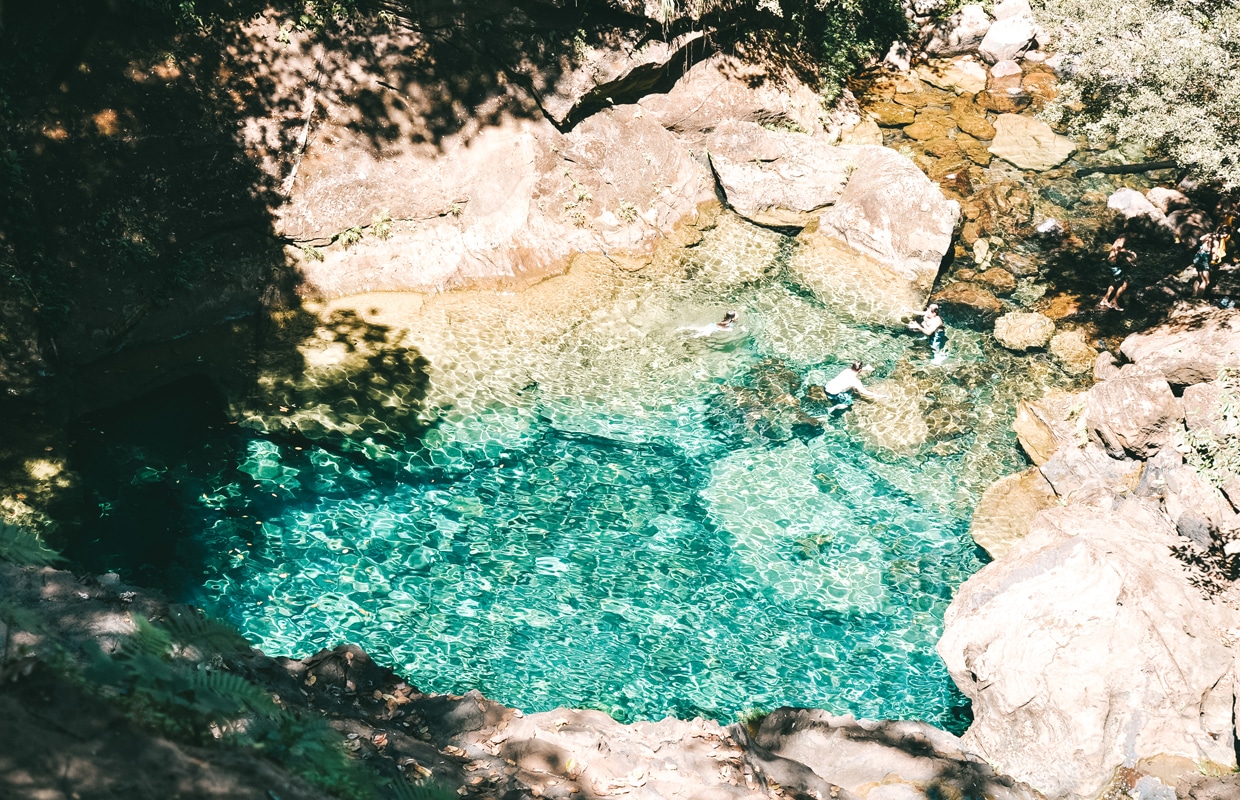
[{"xmin": 823, "ymin": 361, "xmax": 886, "ymax": 412}]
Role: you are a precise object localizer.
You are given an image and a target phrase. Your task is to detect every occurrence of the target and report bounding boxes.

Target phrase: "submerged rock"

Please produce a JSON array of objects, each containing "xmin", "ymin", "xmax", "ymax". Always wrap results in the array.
[
  {"xmin": 932, "ymin": 282, "xmax": 1003, "ymax": 327},
  {"xmin": 969, "ymin": 466, "xmax": 1056, "ymax": 558},
  {"xmin": 1049, "ymin": 329, "xmax": 1096, "ymax": 374},
  {"xmin": 939, "ymin": 502, "xmax": 1238, "ymax": 800},
  {"xmin": 993, "ymin": 311, "xmax": 1054, "ymax": 351}
]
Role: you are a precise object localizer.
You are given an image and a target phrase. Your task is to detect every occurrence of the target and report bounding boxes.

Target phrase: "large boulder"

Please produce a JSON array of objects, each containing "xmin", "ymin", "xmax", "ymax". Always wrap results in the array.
[
  {"xmin": 915, "ymin": 57, "xmax": 988, "ymax": 94},
  {"xmin": 978, "ymin": 15, "xmax": 1038, "ymax": 64},
  {"xmin": 988, "ymin": 114, "xmax": 1077, "ymax": 171},
  {"xmin": 280, "ymin": 107, "xmax": 715, "ymax": 295},
  {"xmin": 747, "ymin": 709, "xmax": 1040, "ymax": 800},
  {"xmin": 924, "ymin": 4, "xmax": 993, "ymax": 56},
  {"xmin": 1013, "ymin": 389, "xmax": 1085, "ymax": 465},
  {"xmin": 993, "ymin": 311, "xmax": 1054, "ymax": 351},
  {"xmin": 1049, "ymin": 329, "xmax": 1097, "ymax": 375},
  {"xmin": 790, "ymin": 145, "xmax": 960, "ymax": 324},
  {"xmin": 1085, "ymin": 375, "xmax": 1182, "ymax": 459},
  {"xmin": 706, "ymin": 121, "xmax": 855, "ymax": 227},
  {"xmin": 639, "ymin": 52, "xmax": 826, "ymax": 140},
  {"xmin": 969, "ymin": 466, "xmax": 1057, "ymax": 558},
  {"xmin": 1120, "ymin": 310, "xmax": 1240, "ymax": 387},
  {"xmin": 1038, "ymin": 441, "xmax": 1143, "ymax": 508},
  {"xmin": 938, "ymin": 503, "xmax": 1238, "ymax": 800},
  {"xmin": 1107, "ymin": 187, "xmax": 1171, "ymax": 230}
]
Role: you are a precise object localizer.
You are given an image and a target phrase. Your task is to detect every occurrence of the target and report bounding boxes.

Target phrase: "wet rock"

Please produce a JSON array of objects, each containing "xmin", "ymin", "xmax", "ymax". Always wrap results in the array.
[
  {"xmin": 925, "ymin": 4, "xmax": 994, "ymax": 56},
  {"xmin": 640, "ymin": 52, "xmax": 827, "ymax": 139},
  {"xmin": 840, "ymin": 117, "xmax": 884, "ymax": 146},
  {"xmin": 977, "ymin": 267, "xmax": 1016, "ymax": 295},
  {"xmin": 994, "ymin": 311, "xmax": 1054, "ymax": 351},
  {"xmin": 970, "ymin": 466, "xmax": 1057, "ymax": 558},
  {"xmin": 792, "ymin": 146, "xmax": 960, "ymax": 324},
  {"xmin": 903, "ymin": 117, "xmax": 949, "ymax": 140},
  {"xmin": 988, "ymin": 114, "xmax": 1077, "ymax": 171},
  {"xmin": 749, "ymin": 709, "xmax": 1041, "ymax": 800},
  {"xmin": 1020, "ymin": 71, "xmax": 1058, "ymax": 103},
  {"xmin": 1014, "ymin": 389, "xmax": 1084, "ymax": 465},
  {"xmin": 921, "ymin": 137, "xmax": 962, "ymax": 159},
  {"xmin": 707, "ymin": 121, "xmax": 856, "ymax": 227},
  {"xmin": 867, "ymin": 101, "xmax": 916, "ymax": 127},
  {"xmin": 848, "ymin": 379, "xmax": 929, "ymax": 455},
  {"xmin": 1166, "ymin": 207, "xmax": 1214, "ymax": 247},
  {"xmin": 1119, "ymin": 309, "xmax": 1240, "ymax": 387},
  {"xmin": 1086, "ymin": 375, "xmax": 1182, "ymax": 459},
  {"xmin": 932, "ymin": 283, "xmax": 1003, "ymax": 327},
  {"xmin": 915, "ymin": 57, "xmax": 988, "ymax": 94},
  {"xmin": 1049, "ymin": 329, "xmax": 1097, "ymax": 375},
  {"xmin": 532, "ymin": 30, "xmax": 706, "ymax": 126},
  {"xmin": 892, "ymin": 88, "xmax": 953, "ymax": 108},
  {"xmin": 939, "ymin": 503, "xmax": 1238, "ymax": 800},
  {"xmin": 975, "ymin": 88, "xmax": 1032, "ymax": 114},
  {"xmin": 978, "ymin": 14, "xmax": 1039, "ymax": 64},
  {"xmin": 955, "ymin": 112, "xmax": 997, "ymax": 141},
  {"xmin": 955, "ymin": 132, "xmax": 993, "ymax": 165}
]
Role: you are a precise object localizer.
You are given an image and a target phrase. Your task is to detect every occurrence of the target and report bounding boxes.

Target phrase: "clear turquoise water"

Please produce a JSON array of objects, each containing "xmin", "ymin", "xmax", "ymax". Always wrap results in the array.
[{"xmin": 69, "ymin": 215, "xmax": 1062, "ymax": 733}]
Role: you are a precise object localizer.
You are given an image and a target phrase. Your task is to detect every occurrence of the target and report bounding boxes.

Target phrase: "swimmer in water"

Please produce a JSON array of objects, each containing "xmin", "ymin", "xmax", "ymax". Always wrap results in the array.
[
  {"xmin": 717, "ymin": 310, "xmax": 739, "ymax": 329},
  {"xmin": 906, "ymin": 303, "xmax": 947, "ymax": 364},
  {"xmin": 823, "ymin": 361, "xmax": 887, "ymax": 413}
]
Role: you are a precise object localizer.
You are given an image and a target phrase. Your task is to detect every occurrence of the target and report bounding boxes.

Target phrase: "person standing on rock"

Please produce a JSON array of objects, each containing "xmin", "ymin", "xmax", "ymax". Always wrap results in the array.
[
  {"xmin": 823, "ymin": 362, "xmax": 886, "ymax": 413},
  {"xmin": 1192, "ymin": 232, "xmax": 1220, "ymax": 297},
  {"xmin": 906, "ymin": 303, "xmax": 947, "ymax": 365},
  {"xmin": 1100, "ymin": 235, "xmax": 1135, "ymax": 311}
]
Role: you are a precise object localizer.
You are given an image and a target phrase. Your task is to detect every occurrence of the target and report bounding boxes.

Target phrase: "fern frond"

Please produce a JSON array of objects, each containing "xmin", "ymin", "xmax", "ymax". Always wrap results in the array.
[
  {"xmin": 0, "ymin": 522, "xmax": 63, "ymax": 567},
  {"xmin": 123, "ymin": 615, "xmax": 175, "ymax": 658},
  {"xmin": 164, "ymin": 606, "xmax": 252, "ymax": 658},
  {"xmin": 387, "ymin": 778, "xmax": 458, "ymax": 800},
  {"xmin": 188, "ymin": 668, "xmax": 276, "ymax": 717}
]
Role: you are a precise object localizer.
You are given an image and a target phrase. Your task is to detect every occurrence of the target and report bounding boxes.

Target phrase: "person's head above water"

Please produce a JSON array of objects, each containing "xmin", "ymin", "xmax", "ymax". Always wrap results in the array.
[
  {"xmin": 850, "ymin": 361, "xmax": 865, "ymax": 373},
  {"xmin": 718, "ymin": 310, "xmax": 738, "ymax": 328},
  {"xmin": 927, "ymin": 303, "xmax": 939, "ymax": 315}
]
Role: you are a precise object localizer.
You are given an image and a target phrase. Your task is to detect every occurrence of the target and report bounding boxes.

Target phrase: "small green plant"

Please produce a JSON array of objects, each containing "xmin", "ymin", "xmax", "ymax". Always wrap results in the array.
[
  {"xmin": 372, "ymin": 209, "xmax": 394, "ymax": 240},
  {"xmin": 340, "ymin": 226, "xmax": 363, "ymax": 247},
  {"xmin": 301, "ymin": 244, "xmax": 324, "ymax": 262},
  {"xmin": 1180, "ymin": 368, "xmax": 1240, "ymax": 488},
  {"xmin": 617, "ymin": 201, "xmax": 638, "ymax": 223},
  {"xmin": 446, "ymin": 202, "xmax": 464, "ymax": 217}
]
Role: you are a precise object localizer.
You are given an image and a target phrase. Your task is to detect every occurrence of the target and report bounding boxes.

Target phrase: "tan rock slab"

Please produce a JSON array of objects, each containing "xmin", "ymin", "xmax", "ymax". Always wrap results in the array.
[
  {"xmin": 969, "ymin": 466, "xmax": 1056, "ymax": 558},
  {"xmin": 994, "ymin": 311, "xmax": 1054, "ymax": 351},
  {"xmin": 975, "ymin": 89, "xmax": 1032, "ymax": 114},
  {"xmin": 977, "ymin": 267, "xmax": 1016, "ymax": 295},
  {"xmin": 867, "ymin": 101, "xmax": 916, "ymax": 127},
  {"xmin": 916, "ymin": 58, "xmax": 988, "ymax": 94},
  {"xmin": 989, "ymin": 113, "xmax": 1077, "ymax": 171},
  {"xmin": 904, "ymin": 118, "xmax": 948, "ymax": 140},
  {"xmin": 1014, "ymin": 389, "xmax": 1085, "ymax": 465},
  {"xmin": 1086, "ymin": 375, "xmax": 1182, "ymax": 458},
  {"xmin": 955, "ymin": 132, "xmax": 993, "ymax": 164},
  {"xmin": 840, "ymin": 117, "xmax": 884, "ymax": 146},
  {"xmin": 955, "ymin": 113, "xmax": 996, "ymax": 141}
]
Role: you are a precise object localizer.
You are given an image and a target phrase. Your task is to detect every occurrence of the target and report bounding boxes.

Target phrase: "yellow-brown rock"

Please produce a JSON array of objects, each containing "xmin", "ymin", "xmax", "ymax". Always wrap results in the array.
[
  {"xmin": 975, "ymin": 89, "xmax": 1032, "ymax": 114},
  {"xmin": 956, "ymin": 132, "xmax": 993, "ymax": 165},
  {"xmin": 867, "ymin": 101, "xmax": 915, "ymax": 127},
  {"xmin": 955, "ymin": 113, "xmax": 996, "ymax": 141},
  {"xmin": 904, "ymin": 118, "xmax": 948, "ymax": 140},
  {"xmin": 922, "ymin": 137, "xmax": 963, "ymax": 159},
  {"xmin": 978, "ymin": 267, "xmax": 1017, "ymax": 295}
]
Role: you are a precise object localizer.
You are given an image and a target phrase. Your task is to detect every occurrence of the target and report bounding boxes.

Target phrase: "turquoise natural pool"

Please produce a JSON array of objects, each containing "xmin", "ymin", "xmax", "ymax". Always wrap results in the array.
[{"xmin": 67, "ymin": 214, "xmax": 1067, "ymax": 733}]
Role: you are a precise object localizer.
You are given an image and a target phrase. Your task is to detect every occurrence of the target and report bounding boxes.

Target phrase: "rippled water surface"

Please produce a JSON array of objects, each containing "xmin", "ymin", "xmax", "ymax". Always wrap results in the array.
[{"xmin": 70, "ymin": 214, "xmax": 1072, "ymax": 731}]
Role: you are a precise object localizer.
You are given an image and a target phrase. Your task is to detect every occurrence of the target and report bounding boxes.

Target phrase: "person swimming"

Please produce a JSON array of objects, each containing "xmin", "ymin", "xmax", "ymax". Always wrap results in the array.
[
  {"xmin": 823, "ymin": 361, "xmax": 887, "ymax": 413},
  {"xmin": 906, "ymin": 304, "xmax": 947, "ymax": 364},
  {"xmin": 717, "ymin": 310, "xmax": 739, "ymax": 329}
]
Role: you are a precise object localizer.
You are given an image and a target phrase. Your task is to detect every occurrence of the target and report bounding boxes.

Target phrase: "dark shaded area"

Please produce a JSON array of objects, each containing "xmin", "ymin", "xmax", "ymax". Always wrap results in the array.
[
  {"xmin": 64, "ymin": 374, "xmax": 240, "ymax": 594},
  {"xmin": 0, "ymin": 663, "xmax": 340, "ymax": 800}
]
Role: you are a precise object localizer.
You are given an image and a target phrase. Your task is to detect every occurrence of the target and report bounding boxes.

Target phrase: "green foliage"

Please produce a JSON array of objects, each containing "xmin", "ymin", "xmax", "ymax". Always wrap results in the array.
[
  {"xmin": 386, "ymin": 778, "xmax": 458, "ymax": 800},
  {"xmin": 0, "ymin": 521, "xmax": 63, "ymax": 567},
  {"xmin": 1180, "ymin": 368, "xmax": 1240, "ymax": 486},
  {"xmin": 372, "ymin": 209, "xmax": 395, "ymax": 240},
  {"xmin": 1039, "ymin": 0, "xmax": 1240, "ymax": 189},
  {"xmin": 301, "ymin": 244, "xmax": 325, "ymax": 262},
  {"xmin": 340, "ymin": 226, "xmax": 364, "ymax": 247}
]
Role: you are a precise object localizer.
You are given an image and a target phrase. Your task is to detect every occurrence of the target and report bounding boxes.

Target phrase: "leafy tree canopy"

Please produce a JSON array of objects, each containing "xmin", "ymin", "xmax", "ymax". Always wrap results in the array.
[{"xmin": 1039, "ymin": 0, "xmax": 1240, "ymax": 189}]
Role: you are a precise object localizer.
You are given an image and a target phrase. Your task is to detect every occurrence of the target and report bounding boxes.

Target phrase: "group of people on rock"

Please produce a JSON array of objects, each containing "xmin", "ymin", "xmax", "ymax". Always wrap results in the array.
[{"xmin": 1099, "ymin": 217, "xmax": 1234, "ymax": 312}]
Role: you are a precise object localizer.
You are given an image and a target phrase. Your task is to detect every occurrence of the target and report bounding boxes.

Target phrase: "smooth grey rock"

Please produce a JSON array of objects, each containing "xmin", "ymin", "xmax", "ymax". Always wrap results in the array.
[
  {"xmin": 939, "ymin": 503, "xmax": 1238, "ymax": 800},
  {"xmin": 1146, "ymin": 186, "xmax": 1192, "ymax": 215},
  {"xmin": 1039, "ymin": 442, "xmax": 1142, "ymax": 508}
]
